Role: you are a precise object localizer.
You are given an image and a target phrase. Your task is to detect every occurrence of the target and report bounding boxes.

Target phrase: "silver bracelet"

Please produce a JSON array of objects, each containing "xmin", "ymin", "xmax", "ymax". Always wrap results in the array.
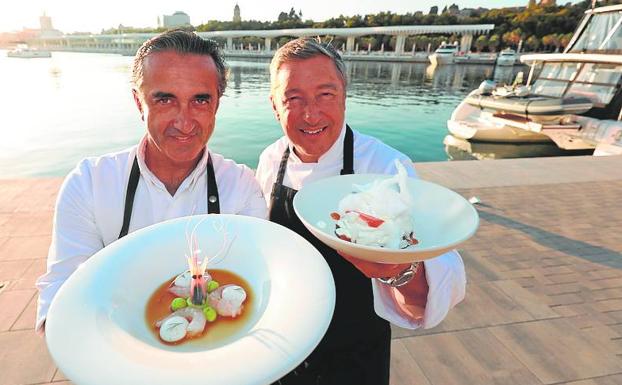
[{"xmin": 377, "ymin": 262, "xmax": 420, "ymax": 287}]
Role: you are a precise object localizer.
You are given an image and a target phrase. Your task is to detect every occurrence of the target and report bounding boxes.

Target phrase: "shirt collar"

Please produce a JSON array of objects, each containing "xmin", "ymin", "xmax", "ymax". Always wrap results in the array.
[
  {"xmin": 136, "ymin": 136, "xmax": 209, "ymax": 192},
  {"xmin": 287, "ymin": 122, "xmax": 347, "ymax": 166}
]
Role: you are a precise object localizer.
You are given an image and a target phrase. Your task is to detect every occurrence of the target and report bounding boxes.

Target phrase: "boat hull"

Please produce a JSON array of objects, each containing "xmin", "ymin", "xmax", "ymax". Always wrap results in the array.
[
  {"xmin": 448, "ymin": 100, "xmax": 552, "ymax": 143},
  {"xmin": 7, "ymin": 51, "xmax": 51, "ymax": 58},
  {"xmin": 429, "ymin": 53, "xmax": 455, "ymax": 66}
]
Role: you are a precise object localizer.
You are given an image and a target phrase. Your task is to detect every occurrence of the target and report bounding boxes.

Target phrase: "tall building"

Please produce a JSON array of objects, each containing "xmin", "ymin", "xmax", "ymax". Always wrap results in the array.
[
  {"xmin": 162, "ymin": 11, "xmax": 191, "ymax": 28},
  {"xmin": 233, "ymin": 4, "xmax": 241, "ymax": 23},
  {"xmin": 40, "ymin": 12, "xmax": 53, "ymax": 31},
  {"xmin": 38, "ymin": 12, "xmax": 62, "ymax": 37}
]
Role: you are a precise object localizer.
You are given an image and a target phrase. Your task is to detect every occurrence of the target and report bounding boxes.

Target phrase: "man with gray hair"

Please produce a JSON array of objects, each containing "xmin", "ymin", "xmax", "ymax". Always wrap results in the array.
[
  {"xmin": 256, "ymin": 38, "xmax": 466, "ymax": 384},
  {"xmin": 36, "ymin": 30, "xmax": 267, "ymax": 333}
]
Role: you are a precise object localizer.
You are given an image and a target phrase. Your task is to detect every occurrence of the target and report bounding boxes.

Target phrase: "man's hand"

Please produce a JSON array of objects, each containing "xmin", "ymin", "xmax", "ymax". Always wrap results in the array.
[
  {"xmin": 338, "ymin": 251, "xmax": 410, "ymax": 279},
  {"xmin": 338, "ymin": 251, "xmax": 429, "ymax": 311}
]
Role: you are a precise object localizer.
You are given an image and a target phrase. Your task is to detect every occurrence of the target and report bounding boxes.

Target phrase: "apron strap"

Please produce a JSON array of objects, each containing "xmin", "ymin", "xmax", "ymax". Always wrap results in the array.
[
  {"xmin": 118, "ymin": 151, "xmax": 220, "ymax": 239},
  {"xmin": 206, "ymin": 154, "xmax": 220, "ymax": 214},
  {"xmin": 340, "ymin": 125, "xmax": 354, "ymax": 175},
  {"xmin": 118, "ymin": 157, "xmax": 140, "ymax": 239}
]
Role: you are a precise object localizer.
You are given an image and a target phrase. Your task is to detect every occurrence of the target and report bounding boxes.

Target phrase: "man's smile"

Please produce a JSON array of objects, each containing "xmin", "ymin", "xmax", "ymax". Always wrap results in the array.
[{"xmin": 300, "ymin": 126, "xmax": 327, "ymax": 135}]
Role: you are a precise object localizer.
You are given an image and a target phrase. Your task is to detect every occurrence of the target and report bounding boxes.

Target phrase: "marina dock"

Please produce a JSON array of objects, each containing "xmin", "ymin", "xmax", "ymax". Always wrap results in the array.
[{"xmin": 1, "ymin": 155, "xmax": 621, "ymax": 385}]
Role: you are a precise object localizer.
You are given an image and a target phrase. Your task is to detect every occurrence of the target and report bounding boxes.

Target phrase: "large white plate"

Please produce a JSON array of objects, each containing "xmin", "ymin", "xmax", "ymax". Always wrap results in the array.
[
  {"xmin": 293, "ymin": 174, "xmax": 479, "ymax": 263},
  {"xmin": 46, "ymin": 214, "xmax": 335, "ymax": 385}
]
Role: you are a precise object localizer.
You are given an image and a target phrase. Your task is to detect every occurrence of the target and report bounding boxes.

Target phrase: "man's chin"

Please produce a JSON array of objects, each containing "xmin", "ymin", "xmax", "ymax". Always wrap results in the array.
[{"xmin": 166, "ymin": 148, "xmax": 205, "ymax": 166}]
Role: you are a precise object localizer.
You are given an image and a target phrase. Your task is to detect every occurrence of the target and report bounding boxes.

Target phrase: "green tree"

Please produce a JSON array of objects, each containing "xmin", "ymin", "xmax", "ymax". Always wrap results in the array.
[
  {"xmin": 475, "ymin": 35, "xmax": 488, "ymax": 52},
  {"xmin": 488, "ymin": 34, "xmax": 500, "ymax": 52},
  {"xmin": 526, "ymin": 35, "xmax": 541, "ymax": 51}
]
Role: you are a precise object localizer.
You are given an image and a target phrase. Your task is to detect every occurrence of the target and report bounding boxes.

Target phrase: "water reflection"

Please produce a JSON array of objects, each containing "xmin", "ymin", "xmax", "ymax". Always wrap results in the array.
[
  {"xmin": 0, "ymin": 50, "xmax": 562, "ymax": 177},
  {"xmin": 443, "ymin": 135, "xmax": 594, "ymax": 160}
]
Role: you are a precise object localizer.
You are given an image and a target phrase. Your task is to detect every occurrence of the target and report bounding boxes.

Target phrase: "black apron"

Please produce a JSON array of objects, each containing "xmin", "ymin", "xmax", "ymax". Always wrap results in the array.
[
  {"xmin": 118, "ymin": 153, "xmax": 220, "ymax": 239},
  {"xmin": 270, "ymin": 126, "xmax": 391, "ymax": 385}
]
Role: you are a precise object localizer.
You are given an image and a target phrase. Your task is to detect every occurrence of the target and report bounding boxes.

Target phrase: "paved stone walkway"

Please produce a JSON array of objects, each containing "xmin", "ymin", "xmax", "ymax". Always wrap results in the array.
[{"xmin": 1, "ymin": 155, "xmax": 621, "ymax": 385}]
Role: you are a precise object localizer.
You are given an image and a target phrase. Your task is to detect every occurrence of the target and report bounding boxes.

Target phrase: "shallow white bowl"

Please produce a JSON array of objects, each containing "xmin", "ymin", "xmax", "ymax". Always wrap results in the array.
[
  {"xmin": 46, "ymin": 214, "xmax": 335, "ymax": 385},
  {"xmin": 293, "ymin": 174, "xmax": 479, "ymax": 263}
]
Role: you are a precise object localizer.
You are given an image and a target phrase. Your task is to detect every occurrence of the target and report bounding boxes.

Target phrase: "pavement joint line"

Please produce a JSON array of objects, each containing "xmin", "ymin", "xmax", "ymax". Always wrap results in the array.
[
  {"xmin": 8, "ymin": 289, "xmax": 37, "ymax": 331},
  {"xmin": 545, "ymin": 371, "xmax": 622, "ymax": 385},
  {"xmin": 394, "ymin": 316, "xmax": 565, "ymax": 340}
]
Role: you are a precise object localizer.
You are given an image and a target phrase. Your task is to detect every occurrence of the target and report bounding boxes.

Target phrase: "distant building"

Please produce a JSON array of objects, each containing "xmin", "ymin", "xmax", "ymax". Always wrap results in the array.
[
  {"xmin": 429, "ymin": 6, "xmax": 439, "ymax": 15},
  {"xmin": 162, "ymin": 11, "xmax": 191, "ymax": 28},
  {"xmin": 233, "ymin": 4, "xmax": 241, "ymax": 23},
  {"xmin": 40, "ymin": 12, "xmax": 53, "ymax": 30},
  {"xmin": 448, "ymin": 4, "xmax": 460, "ymax": 16},
  {"xmin": 38, "ymin": 12, "xmax": 62, "ymax": 37},
  {"xmin": 414, "ymin": 11, "xmax": 424, "ymax": 17},
  {"xmin": 459, "ymin": 8, "xmax": 475, "ymax": 17}
]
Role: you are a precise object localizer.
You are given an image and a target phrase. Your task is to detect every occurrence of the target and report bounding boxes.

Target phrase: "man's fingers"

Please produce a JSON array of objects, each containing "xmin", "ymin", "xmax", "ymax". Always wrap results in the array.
[{"xmin": 337, "ymin": 251, "xmax": 410, "ymax": 278}]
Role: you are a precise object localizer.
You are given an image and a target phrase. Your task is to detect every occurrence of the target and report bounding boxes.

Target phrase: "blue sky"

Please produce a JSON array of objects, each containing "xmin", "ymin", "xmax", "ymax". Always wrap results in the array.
[{"xmin": 1, "ymin": 0, "xmax": 583, "ymax": 33}]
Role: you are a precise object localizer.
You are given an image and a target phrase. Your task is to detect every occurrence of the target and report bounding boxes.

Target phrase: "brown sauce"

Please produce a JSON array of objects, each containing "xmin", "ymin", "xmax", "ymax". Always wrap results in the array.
[{"xmin": 145, "ymin": 269, "xmax": 253, "ymax": 347}]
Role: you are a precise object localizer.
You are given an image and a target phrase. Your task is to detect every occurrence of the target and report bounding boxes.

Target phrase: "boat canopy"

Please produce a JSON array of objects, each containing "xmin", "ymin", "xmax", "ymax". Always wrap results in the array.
[
  {"xmin": 530, "ymin": 61, "xmax": 622, "ymax": 108},
  {"xmin": 568, "ymin": 5, "xmax": 622, "ymax": 54}
]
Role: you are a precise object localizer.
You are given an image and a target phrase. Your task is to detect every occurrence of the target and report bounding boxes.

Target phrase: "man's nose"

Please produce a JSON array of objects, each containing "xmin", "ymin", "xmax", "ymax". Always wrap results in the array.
[
  {"xmin": 174, "ymin": 106, "xmax": 195, "ymax": 133},
  {"xmin": 302, "ymin": 101, "xmax": 321, "ymax": 125}
]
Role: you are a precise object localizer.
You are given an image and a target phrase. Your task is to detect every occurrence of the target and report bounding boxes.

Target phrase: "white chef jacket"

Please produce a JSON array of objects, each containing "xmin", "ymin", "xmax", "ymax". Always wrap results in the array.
[
  {"xmin": 35, "ymin": 137, "xmax": 267, "ymax": 332},
  {"xmin": 255, "ymin": 124, "xmax": 466, "ymax": 329}
]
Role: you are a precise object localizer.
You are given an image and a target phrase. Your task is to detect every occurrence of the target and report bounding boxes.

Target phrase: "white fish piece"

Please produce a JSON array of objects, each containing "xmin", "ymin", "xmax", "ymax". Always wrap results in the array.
[
  {"xmin": 209, "ymin": 284, "xmax": 247, "ymax": 317},
  {"xmin": 158, "ymin": 316, "xmax": 189, "ymax": 343},
  {"xmin": 156, "ymin": 307, "xmax": 207, "ymax": 340}
]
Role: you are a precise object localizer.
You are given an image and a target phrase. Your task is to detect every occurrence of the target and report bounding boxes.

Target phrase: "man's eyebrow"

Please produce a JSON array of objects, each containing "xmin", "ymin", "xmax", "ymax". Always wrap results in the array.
[
  {"xmin": 317, "ymin": 83, "xmax": 338, "ymax": 90},
  {"xmin": 283, "ymin": 83, "xmax": 338, "ymax": 96},
  {"xmin": 194, "ymin": 93, "xmax": 212, "ymax": 99},
  {"xmin": 283, "ymin": 88, "xmax": 302, "ymax": 97},
  {"xmin": 152, "ymin": 91, "xmax": 175, "ymax": 99}
]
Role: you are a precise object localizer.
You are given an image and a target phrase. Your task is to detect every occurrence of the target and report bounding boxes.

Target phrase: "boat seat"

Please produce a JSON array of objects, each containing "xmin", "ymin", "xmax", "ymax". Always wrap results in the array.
[{"xmin": 465, "ymin": 94, "xmax": 593, "ymax": 117}]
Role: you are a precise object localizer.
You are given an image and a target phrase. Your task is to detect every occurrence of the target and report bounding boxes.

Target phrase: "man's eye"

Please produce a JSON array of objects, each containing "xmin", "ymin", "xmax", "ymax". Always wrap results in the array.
[
  {"xmin": 286, "ymin": 96, "xmax": 303, "ymax": 104},
  {"xmin": 156, "ymin": 98, "xmax": 172, "ymax": 104},
  {"xmin": 319, "ymin": 92, "xmax": 335, "ymax": 99},
  {"xmin": 195, "ymin": 97, "xmax": 210, "ymax": 105}
]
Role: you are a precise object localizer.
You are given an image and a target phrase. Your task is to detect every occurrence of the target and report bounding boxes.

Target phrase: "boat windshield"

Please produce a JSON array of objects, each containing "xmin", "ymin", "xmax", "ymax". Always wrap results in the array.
[
  {"xmin": 569, "ymin": 11, "xmax": 622, "ymax": 53},
  {"xmin": 531, "ymin": 62, "xmax": 622, "ymax": 107}
]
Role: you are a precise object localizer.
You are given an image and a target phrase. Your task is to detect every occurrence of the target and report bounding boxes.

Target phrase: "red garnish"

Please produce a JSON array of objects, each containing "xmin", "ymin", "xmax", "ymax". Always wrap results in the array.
[
  {"xmin": 346, "ymin": 210, "xmax": 385, "ymax": 228},
  {"xmin": 337, "ymin": 234, "xmax": 351, "ymax": 242},
  {"xmin": 330, "ymin": 212, "xmax": 341, "ymax": 220},
  {"xmin": 406, "ymin": 232, "xmax": 419, "ymax": 245}
]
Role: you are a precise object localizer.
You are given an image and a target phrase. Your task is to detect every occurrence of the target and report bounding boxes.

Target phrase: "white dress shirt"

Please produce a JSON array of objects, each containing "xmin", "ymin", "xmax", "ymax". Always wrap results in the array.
[
  {"xmin": 35, "ymin": 137, "xmax": 267, "ymax": 332},
  {"xmin": 255, "ymin": 124, "xmax": 466, "ymax": 329}
]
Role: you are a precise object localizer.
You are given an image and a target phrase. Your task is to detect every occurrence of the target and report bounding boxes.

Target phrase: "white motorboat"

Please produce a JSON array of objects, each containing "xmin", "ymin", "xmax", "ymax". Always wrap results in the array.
[
  {"xmin": 496, "ymin": 49, "xmax": 518, "ymax": 66},
  {"xmin": 7, "ymin": 45, "xmax": 51, "ymax": 58},
  {"xmin": 447, "ymin": 3, "xmax": 622, "ymax": 156},
  {"xmin": 429, "ymin": 42, "xmax": 460, "ymax": 66}
]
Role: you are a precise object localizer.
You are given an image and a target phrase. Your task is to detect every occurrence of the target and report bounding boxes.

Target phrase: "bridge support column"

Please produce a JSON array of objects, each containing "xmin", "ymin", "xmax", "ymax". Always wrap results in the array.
[
  {"xmin": 346, "ymin": 36, "xmax": 355, "ymax": 53},
  {"xmin": 264, "ymin": 37, "xmax": 272, "ymax": 52},
  {"xmin": 227, "ymin": 37, "xmax": 233, "ymax": 50},
  {"xmin": 394, "ymin": 34, "xmax": 406, "ymax": 56},
  {"xmin": 460, "ymin": 34, "xmax": 473, "ymax": 53}
]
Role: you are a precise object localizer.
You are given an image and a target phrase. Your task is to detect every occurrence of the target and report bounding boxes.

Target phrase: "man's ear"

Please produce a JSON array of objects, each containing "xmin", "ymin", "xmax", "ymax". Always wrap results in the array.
[
  {"xmin": 132, "ymin": 89, "xmax": 144, "ymax": 121},
  {"xmin": 269, "ymin": 94, "xmax": 280, "ymax": 122}
]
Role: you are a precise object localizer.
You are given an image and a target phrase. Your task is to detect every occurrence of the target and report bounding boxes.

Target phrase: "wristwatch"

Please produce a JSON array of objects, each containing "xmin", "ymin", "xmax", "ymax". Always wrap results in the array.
[{"xmin": 378, "ymin": 262, "xmax": 420, "ymax": 287}]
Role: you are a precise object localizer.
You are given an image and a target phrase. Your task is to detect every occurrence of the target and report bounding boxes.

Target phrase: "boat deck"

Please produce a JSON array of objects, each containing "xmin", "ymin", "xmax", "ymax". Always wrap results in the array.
[{"xmin": 1, "ymin": 155, "xmax": 621, "ymax": 385}]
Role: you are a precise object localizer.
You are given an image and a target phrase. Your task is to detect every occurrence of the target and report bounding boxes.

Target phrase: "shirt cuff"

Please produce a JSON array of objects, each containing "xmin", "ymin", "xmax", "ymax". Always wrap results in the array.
[{"xmin": 372, "ymin": 249, "xmax": 466, "ymax": 330}]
